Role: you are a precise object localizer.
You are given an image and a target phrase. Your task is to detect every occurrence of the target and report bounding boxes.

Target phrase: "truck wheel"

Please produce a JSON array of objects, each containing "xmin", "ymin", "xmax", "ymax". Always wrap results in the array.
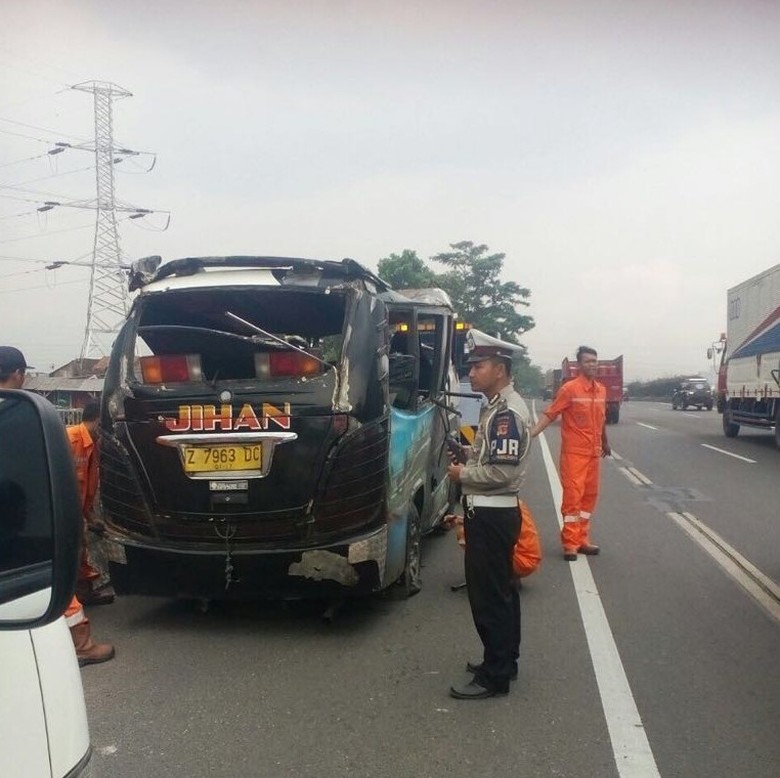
[
  {"xmin": 399, "ymin": 504, "xmax": 422, "ymax": 597},
  {"xmin": 706, "ymin": 404, "xmax": 713, "ymax": 411},
  {"xmin": 723, "ymin": 411, "xmax": 740, "ymax": 438}
]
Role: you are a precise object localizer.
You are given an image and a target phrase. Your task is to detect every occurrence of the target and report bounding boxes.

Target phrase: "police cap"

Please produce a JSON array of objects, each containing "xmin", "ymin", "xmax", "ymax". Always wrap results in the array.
[{"xmin": 464, "ymin": 329, "xmax": 522, "ymax": 364}]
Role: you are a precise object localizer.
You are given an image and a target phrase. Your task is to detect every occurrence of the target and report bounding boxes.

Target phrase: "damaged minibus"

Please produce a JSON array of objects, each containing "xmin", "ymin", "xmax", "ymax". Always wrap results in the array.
[{"xmin": 101, "ymin": 256, "xmax": 458, "ymax": 599}]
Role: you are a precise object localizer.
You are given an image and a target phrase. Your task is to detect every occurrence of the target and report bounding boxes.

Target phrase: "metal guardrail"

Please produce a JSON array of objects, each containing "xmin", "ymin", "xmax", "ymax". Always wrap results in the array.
[{"xmin": 56, "ymin": 408, "xmax": 83, "ymax": 426}]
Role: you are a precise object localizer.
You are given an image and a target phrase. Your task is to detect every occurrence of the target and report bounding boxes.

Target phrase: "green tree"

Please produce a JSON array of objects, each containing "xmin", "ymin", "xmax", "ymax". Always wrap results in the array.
[
  {"xmin": 431, "ymin": 241, "xmax": 534, "ymax": 345},
  {"xmin": 377, "ymin": 249, "xmax": 437, "ymax": 290},
  {"xmin": 513, "ymin": 361, "xmax": 546, "ymax": 397}
]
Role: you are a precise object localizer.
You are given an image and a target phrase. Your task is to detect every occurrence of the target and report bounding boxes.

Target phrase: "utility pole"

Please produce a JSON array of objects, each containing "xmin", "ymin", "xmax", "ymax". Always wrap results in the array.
[{"xmin": 71, "ymin": 81, "xmax": 139, "ymax": 360}]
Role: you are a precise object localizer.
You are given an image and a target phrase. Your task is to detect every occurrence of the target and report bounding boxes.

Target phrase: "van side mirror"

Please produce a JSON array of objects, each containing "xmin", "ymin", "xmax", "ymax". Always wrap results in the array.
[{"xmin": 0, "ymin": 390, "xmax": 81, "ymax": 630}]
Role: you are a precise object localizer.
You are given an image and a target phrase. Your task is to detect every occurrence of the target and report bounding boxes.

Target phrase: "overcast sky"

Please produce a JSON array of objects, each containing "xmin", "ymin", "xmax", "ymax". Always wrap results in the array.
[{"xmin": 2, "ymin": 0, "xmax": 779, "ymax": 380}]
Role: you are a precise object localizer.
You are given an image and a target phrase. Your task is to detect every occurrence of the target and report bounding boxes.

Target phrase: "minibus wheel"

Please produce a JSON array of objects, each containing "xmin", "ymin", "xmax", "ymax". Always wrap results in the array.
[{"xmin": 400, "ymin": 504, "xmax": 422, "ymax": 597}]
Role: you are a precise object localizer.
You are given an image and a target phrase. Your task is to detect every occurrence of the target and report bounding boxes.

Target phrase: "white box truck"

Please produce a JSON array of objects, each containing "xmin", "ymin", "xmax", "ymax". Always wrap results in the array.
[{"xmin": 716, "ymin": 263, "xmax": 780, "ymax": 449}]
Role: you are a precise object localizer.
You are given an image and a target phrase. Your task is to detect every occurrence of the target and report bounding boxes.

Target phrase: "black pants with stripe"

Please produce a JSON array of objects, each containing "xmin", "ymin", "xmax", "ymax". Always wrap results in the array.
[{"xmin": 464, "ymin": 504, "xmax": 521, "ymax": 691}]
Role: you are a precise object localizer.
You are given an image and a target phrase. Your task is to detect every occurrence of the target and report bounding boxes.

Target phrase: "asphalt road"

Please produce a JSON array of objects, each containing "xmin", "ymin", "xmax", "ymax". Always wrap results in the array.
[{"xmin": 81, "ymin": 400, "xmax": 779, "ymax": 778}]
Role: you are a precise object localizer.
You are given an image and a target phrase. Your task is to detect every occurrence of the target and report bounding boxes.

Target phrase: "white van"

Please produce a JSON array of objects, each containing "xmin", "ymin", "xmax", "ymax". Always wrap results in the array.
[{"xmin": 0, "ymin": 390, "xmax": 92, "ymax": 777}]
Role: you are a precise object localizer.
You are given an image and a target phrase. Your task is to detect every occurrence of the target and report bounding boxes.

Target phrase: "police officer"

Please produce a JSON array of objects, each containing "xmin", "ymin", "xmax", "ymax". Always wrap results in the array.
[{"xmin": 447, "ymin": 330, "xmax": 531, "ymax": 699}]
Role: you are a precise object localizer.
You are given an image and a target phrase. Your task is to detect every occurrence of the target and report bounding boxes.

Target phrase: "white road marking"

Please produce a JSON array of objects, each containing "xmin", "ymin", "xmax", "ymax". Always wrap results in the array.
[
  {"xmin": 619, "ymin": 467, "xmax": 643, "ymax": 486},
  {"xmin": 532, "ymin": 407, "xmax": 660, "ymax": 777},
  {"xmin": 626, "ymin": 467, "xmax": 653, "ymax": 485},
  {"xmin": 610, "ymin": 449, "xmax": 623, "ymax": 461},
  {"xmin": 700, "ymin": 443, "xmax": 756, "ymax": 464},
  {"xmin": 667, "ymin": 511, "xmax": 780, "ymax": 625},
  {"xmin": 637, "ymin": 422, "xmax": 658, "ymax": 430}
]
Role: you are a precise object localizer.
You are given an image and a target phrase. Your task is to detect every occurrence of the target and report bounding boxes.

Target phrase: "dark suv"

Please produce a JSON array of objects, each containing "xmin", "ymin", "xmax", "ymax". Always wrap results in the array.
[{"xmin": 672, "ymin": 378, "xmax": 714, "ymax": 411}]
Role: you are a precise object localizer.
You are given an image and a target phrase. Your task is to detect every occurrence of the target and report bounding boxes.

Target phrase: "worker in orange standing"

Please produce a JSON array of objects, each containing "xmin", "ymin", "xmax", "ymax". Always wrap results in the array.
[
  {"xmin": 0, "ymin": 346, "xmax": 114, "ymax": 666},
  {"xmin": 66, "ymin": 401, "xmax": 115, "ymax": 605},
  {"xmin": 530, "ymin": 346, "xmax": 611, "ymax": 560}
]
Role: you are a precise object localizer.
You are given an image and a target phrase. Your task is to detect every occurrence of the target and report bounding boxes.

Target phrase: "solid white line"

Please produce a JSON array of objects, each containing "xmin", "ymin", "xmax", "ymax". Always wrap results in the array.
[
  {"xmin": 700, "ymin": 444, "xmax": 756, "ymax": 464},
  {"xmin": 636, "ymin": 422, "xmax": 658, "ymax": 431},
  {"xmin": 534, "ymin": 419, "xmax": 660, "ymax": 776},
  {"xmin": 610, "ymin": 449, "xmax": 623, "ymax": 461},
  {"xmin": 619, "ymin": 467, "xmax": 643, "ymax": 486},
  {"xmin": 667, "ymin": 512, "xmax": 780, "ymax": 625},
  {"xmin": 679, "ymin": 512, "xmax": 780, "ymax": 602},
  {"xmin": 626, "ymin": 467, "xmax": 653, "ymax": 486}
]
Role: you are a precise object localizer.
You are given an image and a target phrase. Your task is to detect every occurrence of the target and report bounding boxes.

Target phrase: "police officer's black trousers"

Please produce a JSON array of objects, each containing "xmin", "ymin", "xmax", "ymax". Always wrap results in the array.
[{"xmin": 464, "ymin": 505, "xmax": 521, "ymax": 690}]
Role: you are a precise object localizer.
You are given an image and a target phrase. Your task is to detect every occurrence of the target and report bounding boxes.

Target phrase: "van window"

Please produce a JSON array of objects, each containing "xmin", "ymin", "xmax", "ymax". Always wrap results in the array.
[
  {"xmin": 131, "ymin": 287, "xmax": 346, "ymax": 384},
  {"xmin": 418, "ymin": 313, "xmax": 448, "ymax": 397},
  {"xmin": 388, "ymin": 312, "xmax": 416, "ymax": 409}
]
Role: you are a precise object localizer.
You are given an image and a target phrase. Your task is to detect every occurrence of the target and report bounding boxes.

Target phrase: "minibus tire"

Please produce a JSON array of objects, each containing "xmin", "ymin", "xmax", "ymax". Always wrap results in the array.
[{"xmin": 400, "ymin": 504, "xmax": 422, "ymax": 597}]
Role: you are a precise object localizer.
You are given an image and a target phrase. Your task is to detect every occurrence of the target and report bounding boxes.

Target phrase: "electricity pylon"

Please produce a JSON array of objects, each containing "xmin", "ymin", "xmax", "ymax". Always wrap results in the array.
[{"xmin": 72, "ymin": 81, "xmax": 135, "ymax": 360}]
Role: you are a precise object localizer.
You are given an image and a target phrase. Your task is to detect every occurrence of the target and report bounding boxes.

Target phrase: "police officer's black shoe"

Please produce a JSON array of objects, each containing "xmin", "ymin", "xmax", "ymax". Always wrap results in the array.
[
  {"xmin": 563, "ymin": 552, "xmax": 578, "ymax": 562},
  {"xmin": 449, "ymin": 678, "xmax": 509, "ymax": 699},
  {"xmin": 466, "ymin": 661, "xmax": 518, "ymax": 681}
]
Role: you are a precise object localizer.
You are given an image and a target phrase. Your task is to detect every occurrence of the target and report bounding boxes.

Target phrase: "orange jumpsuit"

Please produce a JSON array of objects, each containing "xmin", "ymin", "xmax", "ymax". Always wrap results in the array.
[
  {"xmin": 66, "ymin": 423, "xmax": 98, "ymax": 518},
  {"xmin": 66, "ymin": 422, "xmax": 100, "ymax": 584},
  {"xmin": 64, "ymin": 595, "xmax": 86, "ymax": 627},
  {"xmin": 543, "ymin": 374, "xmax": 606, "ymax": 553}
]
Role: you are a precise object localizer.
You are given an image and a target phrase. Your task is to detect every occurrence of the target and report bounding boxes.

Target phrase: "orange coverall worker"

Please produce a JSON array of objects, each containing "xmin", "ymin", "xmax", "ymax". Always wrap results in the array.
[
  {"xmin": 543, "ymin": 374, "xmax": 607, "ymax": 554},
  {"xmin": 66, "ymin": 422, "xmax": 100, "ymax": 584}
]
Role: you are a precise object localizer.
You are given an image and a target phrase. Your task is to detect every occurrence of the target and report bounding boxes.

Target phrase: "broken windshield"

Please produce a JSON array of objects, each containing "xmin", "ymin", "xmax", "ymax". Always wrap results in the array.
[{"xmin": 131, "ymin": 287, "xmax": 346, "ymax": 383}]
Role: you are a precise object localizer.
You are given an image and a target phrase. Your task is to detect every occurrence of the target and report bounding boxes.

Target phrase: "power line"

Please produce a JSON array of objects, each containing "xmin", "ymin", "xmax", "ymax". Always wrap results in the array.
[
  {"xmin": 0, "ymin": 204, "xmax": 82, "ymax": 223},
  {"xmin": 0, "ymin": 276, "xmax": 89, "ymax": 295},
  {"xmin": 0, "ymin": 186, "xmax": 83, "ymax": 203},
  {"xmin": 0, "ymin": 251, "xmax": 96, "ymax": 267},
  {"xmin": 0, "ymin": 185, "xmax": 87, "ymax": 201},
  {"xmin": 0, "ymin": 212, "xmax": 138, "ymax": 245},
  {"xmin": 0, "ymin": 194, "xmax": 170, "ymax": 222},
  {"xmin": 0, "ymin": 255, "xmax": 95, "ymax": 279},
  {"xmin": 0, "ymin": 152, "xmax": 50, "ymax": 171},
  {"xmin": 0, "ymin": 200, "xmax": 96, "ymax": 227},
  {"xmin": 0, "ymin": 264, "xmax": 78, "ymax": 280},
  {"xmin": 0, "ymin": 163, "xmax": 95, "ymax": 190},
  {"xmin": 0, "ymin": 115, "xmax": 91, "ymax": 145},
  {"xmin": 0, "ymin": 217, "xmax": 118, "ymax": 245},
  {"xmin": 0, "ymin": 208, "xmax": 43, "ymax": 222},
  {"xmin": 0, "ymin": 254, "xmax": 52, "ymax": 263},
  {"xmin": 0, "ymin": 127, "xmax": 59, "ymax": 145},
  {"xmin": 0, "ymin": 193, "xmax": 45, "ymax": 205}
]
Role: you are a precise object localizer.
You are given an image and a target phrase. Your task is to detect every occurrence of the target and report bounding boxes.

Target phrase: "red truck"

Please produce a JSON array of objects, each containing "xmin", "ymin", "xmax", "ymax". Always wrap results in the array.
[{"xmin": 558, "ymin": 355, "xmax": 624, "ymax": 424}]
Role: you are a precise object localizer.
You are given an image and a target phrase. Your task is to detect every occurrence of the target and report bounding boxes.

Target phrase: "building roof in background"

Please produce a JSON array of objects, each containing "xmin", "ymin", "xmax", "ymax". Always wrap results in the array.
[
  {"xmin": 24, "ymin": 376, "xmax": 104, "ymax": 393},
  {"xmin": 49, "ymin": 357, "xmax": 109, "ymax": 378}
]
